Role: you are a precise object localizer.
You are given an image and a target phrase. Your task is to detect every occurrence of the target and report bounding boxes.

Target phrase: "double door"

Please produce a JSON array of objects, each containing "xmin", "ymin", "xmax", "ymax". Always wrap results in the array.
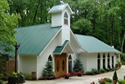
[{"xmin": 55, "ymin": 53, "xmax": 67, "ymax": 77}]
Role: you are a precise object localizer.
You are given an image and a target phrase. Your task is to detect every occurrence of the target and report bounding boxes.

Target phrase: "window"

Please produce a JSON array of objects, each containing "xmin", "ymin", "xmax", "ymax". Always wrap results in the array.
[
  {"xmin": 64, "ymin": 12, "xmax": 68, "ymax": 25},
  {"xmin": 68, "ymin": 55, "xmax": 72, "ymax": 73},
  {"xmin": 108, "ymin": 53, "xmax": 110, "ymax": 69},
  {"xmin": 62, "ymin": 60, "xmax": 65, "ymax": 71},
  {"xmin": 112, "ymin": 56, "xmax": 114, "ymax": 68},
  {"xmin": 48, "ymin": 55, "xmax": 52, "ymax": 61},
  {"xmin": 56, "ymin": 60, "xmax": 59, "ymax": 72},
  {"xmin": 97, "ymin": 53, "xmax": 100, "ymax": 70}
]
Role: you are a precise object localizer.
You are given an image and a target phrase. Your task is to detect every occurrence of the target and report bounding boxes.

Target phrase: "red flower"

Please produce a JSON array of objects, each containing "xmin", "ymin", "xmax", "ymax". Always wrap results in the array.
[
  {"xmin": 64, "ymin": 73, "xmax": 70, "ymax": 77},
  {"xmin": 77, "ymin": 71, "xmax": 82, "ymax": 75},
  {"xmin": 98, "ymin": 78, "xmax": 106, "ymax": 82}
]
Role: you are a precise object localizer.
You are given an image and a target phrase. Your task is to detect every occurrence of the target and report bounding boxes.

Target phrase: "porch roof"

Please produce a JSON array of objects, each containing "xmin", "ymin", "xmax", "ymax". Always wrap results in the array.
[{"xmin": 53, "ymin": 40, "xmax": 74, "ymax": 54}]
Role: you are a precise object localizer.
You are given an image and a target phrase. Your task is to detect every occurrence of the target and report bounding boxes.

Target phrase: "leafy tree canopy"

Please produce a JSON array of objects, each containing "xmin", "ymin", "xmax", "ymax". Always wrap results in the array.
[{"xmin": 0, "ymin": 0, "xmax": 20, "ymax": 52}]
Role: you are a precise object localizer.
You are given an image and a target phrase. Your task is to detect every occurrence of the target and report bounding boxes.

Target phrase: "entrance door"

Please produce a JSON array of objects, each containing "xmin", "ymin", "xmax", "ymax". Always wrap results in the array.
[{"xmin": 55, "ymin": 53, "xmax": 67, "ymax": 77}]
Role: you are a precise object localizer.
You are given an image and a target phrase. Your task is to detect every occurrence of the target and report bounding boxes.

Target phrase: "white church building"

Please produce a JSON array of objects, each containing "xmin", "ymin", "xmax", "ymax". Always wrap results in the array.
[{"xmin": 14, "ymin": 3, "xmax": 120, "ymax": 79}]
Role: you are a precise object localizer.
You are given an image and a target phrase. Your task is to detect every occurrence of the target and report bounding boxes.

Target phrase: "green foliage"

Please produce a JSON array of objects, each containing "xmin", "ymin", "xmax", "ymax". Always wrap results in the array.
[
  {"xmin": 0, "ymin": 73, "xmax": 3, "ymax": 79},
  {"xmin": 73, "ymin": 58, "xmax": 84, "ymax": 72},
  {"xmin": 0, "ymin": 80, "xmax": 3, "ymax": 84},
  {"xmin": 64, "ymin": 0, "xmax": 125, "ymax": 52},
  {"xmin": 118, "ymin": 80, "xmax": 125, "ymax": 84},
  {"xmin": 98, "ymin": 80, "xmax": 105, "ymax": 84},
  {"xmin": 113, "ymin": 71, "xmax": 118, "ymax": 80},
  {"xmin": 0, "ymin": 0, "xmax": 20, "ymax": 52},
  {"xmin": 104, "ymin": 78, "xmax": 112, "ymax": 83},
  {"xmin": 86, "ymin": 69, "xmax": 100, "ymax": 75},
  {"xmin": 42, "ymin": 61, "xmax": 55, "ymax": 79},
  {"xmin": 8, "ymin": 0, "xmax": 60, "ymax": 26},
  {"xmin": 72, "ymin": 18, "xmax": 92, "ymax": 34},
  {"xmin": 120, "ymin": 53, "xmax": 125, "ymax": 63}
]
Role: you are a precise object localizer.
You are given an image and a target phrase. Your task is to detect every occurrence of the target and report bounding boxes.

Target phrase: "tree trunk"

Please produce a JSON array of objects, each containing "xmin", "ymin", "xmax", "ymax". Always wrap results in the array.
[{"xmin": 121, "ymin": 33, "xmax": 125, "ymax": 52}]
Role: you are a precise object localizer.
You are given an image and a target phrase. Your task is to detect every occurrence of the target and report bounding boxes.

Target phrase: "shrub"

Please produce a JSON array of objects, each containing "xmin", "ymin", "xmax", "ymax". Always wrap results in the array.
[
  {"xmin": 118, "ymin": 80, "xmax": 125, "ymax": 84},
  {"xmin": 86, "ymin": 71, "xmax": 94, "ymax": 75},
  {"xmin": 104, "ymin": 78, "xmax": 112, "ymax": 83},
  {"xmin": 92, "ymin": 69, "xmax": 99, "ymax": 74},
  {"xmin": 97, "ymin": 69, "xmax": 102, "ymax": 74},
  {"xmin": 120, "ymin": 53, "xmax": 125, "ymax": 64},
  {"xmin": 98, "ymin": 80, "xmax": 105, "ymax": 84},
  {"xmin": 0, "ymin": 80, "xmax": 3, "ymax": 84},
  {"xmin": 113, "ymin": 70, "xmax": 118, "ymax": 80},
  {"xmin": 73, "ymin": 58, "xmax": 84, "ymax": 72},
  {"xmin": 42, "ymin": 61, "xmax": 55, "ymax": 79}
]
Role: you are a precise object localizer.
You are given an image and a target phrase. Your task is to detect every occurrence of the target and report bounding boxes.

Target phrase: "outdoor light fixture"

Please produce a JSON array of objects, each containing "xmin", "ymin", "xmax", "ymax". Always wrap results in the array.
[{"xmin": 15, "ymin": 43, "xmax": 20, "ymax": 72}]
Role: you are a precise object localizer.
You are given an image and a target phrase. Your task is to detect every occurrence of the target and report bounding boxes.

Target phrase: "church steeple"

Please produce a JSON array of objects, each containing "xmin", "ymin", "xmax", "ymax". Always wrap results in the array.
[{"xmin": 49, "ymin": 3, "xmax": 73, "ymax": 27}]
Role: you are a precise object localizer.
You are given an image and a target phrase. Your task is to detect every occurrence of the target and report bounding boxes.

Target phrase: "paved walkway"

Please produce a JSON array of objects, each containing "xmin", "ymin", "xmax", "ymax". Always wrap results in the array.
[{"xmin": 5, "ymin": 65, "xmax": 125, "ymax": 84}]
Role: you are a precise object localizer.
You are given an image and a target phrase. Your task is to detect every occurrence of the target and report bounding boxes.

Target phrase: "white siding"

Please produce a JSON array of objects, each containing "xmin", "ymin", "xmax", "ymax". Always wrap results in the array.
[
  {"xmin": 86, "ymin": 53, "xmax": 97, "ymax": 71},
  {"xmin": 51, "ymin": 13, "xmax": 62, "ymax": 27},
  {"xmin": 79, "ymin": 53, "xmax": 87, "ymax": 72},
  {"xmin": 18, "ymin": 55, "xmax": 37, "ymax": 75},
  {"xmin": 37, "ymin": 31, "xmax": 62, "ymax": 79}
]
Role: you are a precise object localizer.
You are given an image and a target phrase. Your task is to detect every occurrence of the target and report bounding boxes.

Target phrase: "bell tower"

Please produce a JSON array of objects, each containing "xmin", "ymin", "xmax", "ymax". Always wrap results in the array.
[{"xmin": 49, "ymin": 3, "xmax": 73, "ymax": 44}]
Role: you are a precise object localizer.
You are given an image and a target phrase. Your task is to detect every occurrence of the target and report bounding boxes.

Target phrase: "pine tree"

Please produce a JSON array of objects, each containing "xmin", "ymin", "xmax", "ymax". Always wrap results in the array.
[
  {"xmin": 73, "ymin": 58, "xmax": 84, "ymax": 72},
  {"xmin": 113, "ymin": 70, "xmax": 118, "ymax": 80},
  {"xmin": 42, "ymin": 61, "xmax": 55, "ymax": 79}
]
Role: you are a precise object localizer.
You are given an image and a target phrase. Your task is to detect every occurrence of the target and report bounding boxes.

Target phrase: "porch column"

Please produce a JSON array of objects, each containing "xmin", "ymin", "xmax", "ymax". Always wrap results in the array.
[
  {"xmin": 100, "ymin": 54, "xmax": 103, "ymax": 69},
  {"xmin": 105, "ymin": 54, "xmax": 108, "ymax": 69},
  {"xmin": 110, "ymin": 55, "xmax": 112, "ymax": 68}
]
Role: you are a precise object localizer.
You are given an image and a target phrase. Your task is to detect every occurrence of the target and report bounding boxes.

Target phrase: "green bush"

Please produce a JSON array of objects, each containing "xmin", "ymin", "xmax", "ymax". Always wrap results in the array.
[
  {"xmin": 86, "ymin": 71, "xmax": 94, "ymax": 75},
  {"xmin": 73, "ymin": 58, "xmax": 84, "ymax": 72},
  {"xmin": 0, "ymin": 80, "xmax": 3, "ymax": 84},
  {"xmin": 113, "ymin": 70, "xmax": 118, "ymax": 80},
  {"xmin": 91, "ymin": 69, "xmax": 99, "ymax": 74},
  {"xmin": 99, "ymin": 80, "xmax": 105, "ymax": 84},
  {"xmin": 105, "ymin": 82, "xmax": 112, "ymax": 84},
  {"xmin": 121, "ymin": 53, "xmax": 125, "ymax": 64},
  {"xmin": 118, "ymin": 80, "xmax": 125, "ymax": 84},
  {"xmin": 42, "ymin": 61, "xmax": 55, "ymax": 79},
  {"xmin": 104, "ymin": 78, "xmax": 112, "ymax": 83}
]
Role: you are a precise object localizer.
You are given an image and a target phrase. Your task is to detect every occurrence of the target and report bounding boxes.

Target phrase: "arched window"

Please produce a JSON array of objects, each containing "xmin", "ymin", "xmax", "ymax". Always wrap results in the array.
[
  {"xmin": 97, "ymin": 53, "xmax": 100, "ymax": 70},
  {"xmin": 64, "ymin": 12, "xmax": 68, "ymax": 25},
  {"xmin": 68, "ymin": 55, "xmax": 72, "ymax": 73},
  {"xmin": 48, "ymin": 55, "xmax": 52, "ymax": 62},
  {"xmin": 112, "ymin": 56, "xmax": 114, "ymax": 68}
]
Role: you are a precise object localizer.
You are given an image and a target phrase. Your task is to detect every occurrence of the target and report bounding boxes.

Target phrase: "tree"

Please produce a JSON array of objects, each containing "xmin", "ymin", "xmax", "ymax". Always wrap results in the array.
[
  {"xmin": 73, "ymin": 58, "xmax": 84, "ymax": 72},
  {"xmin": 0, "ymin": 0, "xmax": 20, "ymax": 52},
  {"xmin": 8, "ymin": 0, "xmax": 60, "ymax": 27},
  {"xmin": 42, "ymin": 61, "xmax": 55, "ymax": 79}
]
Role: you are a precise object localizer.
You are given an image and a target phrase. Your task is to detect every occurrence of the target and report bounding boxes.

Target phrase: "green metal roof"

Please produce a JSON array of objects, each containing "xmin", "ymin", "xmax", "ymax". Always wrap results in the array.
[
  {"xmin": 75, "ymin": 34, "xmax": 120, "ymax": 53},
  {"xmin": 53, "ymin": 40, "xmax": 69, "ymax": 54},
  {"xmin": 14, "ymin": 24, "xmax": 61, "ymax": 55}
]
